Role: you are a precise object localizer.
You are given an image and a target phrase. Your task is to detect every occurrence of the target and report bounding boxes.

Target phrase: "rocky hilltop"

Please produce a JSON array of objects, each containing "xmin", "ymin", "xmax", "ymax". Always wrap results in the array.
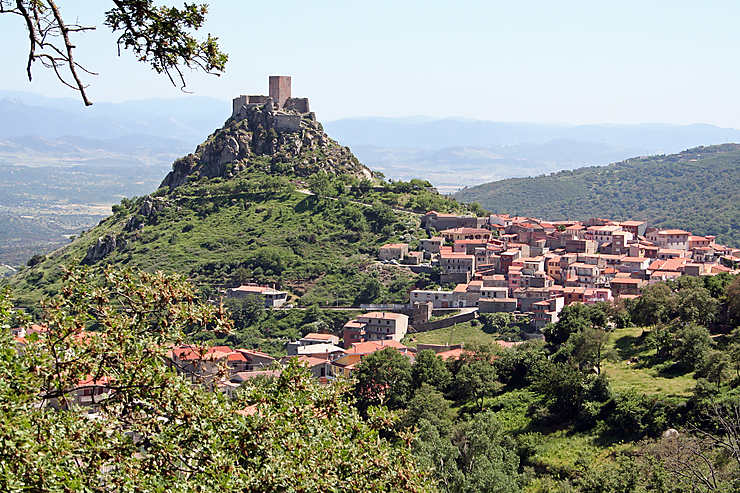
[
  {"xmin": 5, "ymin": 79, "xmax": 469, "ymax": 312},
  {"xmin": 161, "ymin": 100, "xmax": 372, "ymax": 189}
]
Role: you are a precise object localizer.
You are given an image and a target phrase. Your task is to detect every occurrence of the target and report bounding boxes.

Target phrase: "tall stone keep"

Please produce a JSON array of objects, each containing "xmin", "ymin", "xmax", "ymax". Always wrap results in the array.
[{"xmin": 269, "ymin": 75, "xmax": 291, "ymax": 109}]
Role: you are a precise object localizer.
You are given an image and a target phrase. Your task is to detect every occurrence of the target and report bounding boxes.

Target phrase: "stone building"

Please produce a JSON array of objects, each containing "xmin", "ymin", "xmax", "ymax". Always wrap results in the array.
[
  {"xmin": 227, "ymin": 285, "xmax": 288, "ymax": 308},
  {"xmin": 379, "ymin": 243, "xmax": 409, "ymax": 261},
  {"xmin": 232, "ymin": 75, "xmax": 311, "ymax": 117},
  {"xmin": 439, "ymin": 252, "xmax": 475, "ymax": 284},
  {"xmin": 356, "ymin": 312, "xmax": 409, "ymax": 343}
]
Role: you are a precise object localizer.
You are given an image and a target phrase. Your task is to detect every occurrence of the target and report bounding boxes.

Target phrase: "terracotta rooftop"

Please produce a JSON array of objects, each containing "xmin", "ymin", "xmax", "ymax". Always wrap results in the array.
[
  {"xmin": 347, "ymin": 340, "xmax": 409, "ymax": 355},
  {"xmin": 380, "ymin": 243, "xmax": 409, "ymax": 249},
  {"xmin": 230, "ymin": 285, "xmax": 283, "ymax": 295},
  {"xmin": 359, "ymin": 311, "xmax": 408, "ymax": 321},
  {"xmin": 302, "ymin": 333, "xmax": 337, "ymax": 341}
]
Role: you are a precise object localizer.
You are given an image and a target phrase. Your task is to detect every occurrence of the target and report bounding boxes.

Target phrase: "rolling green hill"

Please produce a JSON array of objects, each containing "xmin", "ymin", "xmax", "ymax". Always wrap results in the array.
[
  {"xmin": 3, "ymin": 100, "xmax": 467, "ymax": 312},
  {"xmin": 454, "ymin": 144, "xmax": 740, "ymax": 246}
]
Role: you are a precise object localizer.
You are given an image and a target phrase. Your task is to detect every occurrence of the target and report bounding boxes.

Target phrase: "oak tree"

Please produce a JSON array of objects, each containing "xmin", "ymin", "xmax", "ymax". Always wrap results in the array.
[{"xmin": 1, "ymin": 0, "xmax": 228, "ymax": 105}]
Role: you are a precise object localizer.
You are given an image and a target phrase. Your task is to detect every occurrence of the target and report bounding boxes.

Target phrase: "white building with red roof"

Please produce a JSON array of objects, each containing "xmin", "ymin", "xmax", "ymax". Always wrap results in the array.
[{"xmin": 227, "ymin": 285, "xmax": 288, "ymax": 307}]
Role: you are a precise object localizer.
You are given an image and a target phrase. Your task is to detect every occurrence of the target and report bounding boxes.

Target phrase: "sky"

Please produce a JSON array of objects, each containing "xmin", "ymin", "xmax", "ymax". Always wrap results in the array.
[{"xmin": 2, "ymin": 1, "xmax": 740, "ymax": 125}]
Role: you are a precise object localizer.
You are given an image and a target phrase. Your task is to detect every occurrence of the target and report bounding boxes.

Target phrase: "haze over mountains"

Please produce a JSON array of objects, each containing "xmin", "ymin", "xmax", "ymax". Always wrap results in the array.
[
  {"xmin": 324, "ymin": 118, "xmax": 740, "ymax": 191},
  {"xmin": 4, "ymin": 90, "xmax": 740, "ymax": 190},
  {"xmin": 2, "ymin": 90, "xmax": 740, "ymax": 266}
]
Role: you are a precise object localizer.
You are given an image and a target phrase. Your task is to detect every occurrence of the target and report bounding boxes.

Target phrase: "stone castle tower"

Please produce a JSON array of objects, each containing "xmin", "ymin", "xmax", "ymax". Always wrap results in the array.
[
  {"xmin": 269, "ymin": 75, "xmax": 291, "ymax": 109},
  {"xmin": 232, "ymin": 76, "xmax": 310, "ymax": 118}
]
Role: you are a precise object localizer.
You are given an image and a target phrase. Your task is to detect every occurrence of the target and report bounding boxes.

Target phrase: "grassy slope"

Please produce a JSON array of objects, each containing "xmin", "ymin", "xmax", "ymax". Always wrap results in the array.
[
  {"xmin": 602, "ymin": 326, "xmax": 695, "ymax": 398},
  {"xmin": 404, "ymin": 320, "xmax": 501, "ymax": 347},
  {"xmin": 5, "ymin": 174, "xmax": 428, "ymax": 309},
  {"xmin": 454, "ymin": 144, "xmax": 740, "ymax": 246}
]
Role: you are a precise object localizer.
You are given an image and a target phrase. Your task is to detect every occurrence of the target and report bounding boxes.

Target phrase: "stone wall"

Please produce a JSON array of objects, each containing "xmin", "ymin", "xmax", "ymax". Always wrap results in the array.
[
  {"xmin": 417, "ymin": 343, "xmax": 464, "ymax": 352},
  {"xmin": 284, "ymin": 97, "xmax": 310, "ymax": 113},
  {"xmin": 411, "ymin": 310, "xmax": 477, "ymax": 332},
  {"xmin": 274, "ymin": 114, "xmax": 301, "ymax": 132},
  {"xmin": 232, "ymin": 95, "xmax": 272, "ymax": 117},
  {"xmin": 232, "ymin": 95, "xmax": 247, "ymax": 117},
  {"xmin": 440, "ymin": 272, "xmax": 471, "ymax": 285}
]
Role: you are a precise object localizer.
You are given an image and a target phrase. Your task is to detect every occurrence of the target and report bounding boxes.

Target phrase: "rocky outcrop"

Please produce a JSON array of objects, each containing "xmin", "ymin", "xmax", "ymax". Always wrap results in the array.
[
  {"xmin": 160, "ymin": 101, "xmax": 372, "ymax": 190},
  {"xmin": 123, "ymin": 197, "xmax": 167, "ymax": 232},
  {"xmin": 83, "ymin": 234, "xmax": 123, "ymax": 264}
]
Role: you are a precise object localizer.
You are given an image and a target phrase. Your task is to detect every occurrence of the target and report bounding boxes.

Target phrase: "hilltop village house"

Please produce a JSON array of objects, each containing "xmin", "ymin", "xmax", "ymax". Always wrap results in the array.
[
  {"xmin": 381, "ymin": 211, "xmax": 739, "ymax": 333},
  {"xmin": 227, "ymin": 285, "xmax": 289, "ymax": 308}
]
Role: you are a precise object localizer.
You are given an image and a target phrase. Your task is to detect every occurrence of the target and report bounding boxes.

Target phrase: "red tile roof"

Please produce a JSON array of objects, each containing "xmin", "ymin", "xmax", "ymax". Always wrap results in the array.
[
  {"xmin": 302, "ymin": 333, "xmax": 336, "ymax": 341},
  {"xmin": 380, "ymin": 243, "xmax": 409, "ymax": 249},
  {"xmin": 347, "ymin": 340, "xmax": 409, "ymax": 355},
  {"xmin": 359, "ymin": 312, "xmax": 408, "ymax": 321}
]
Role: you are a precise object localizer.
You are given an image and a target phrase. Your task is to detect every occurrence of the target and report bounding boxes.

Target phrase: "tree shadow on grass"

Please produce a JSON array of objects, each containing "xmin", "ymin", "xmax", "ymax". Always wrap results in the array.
[
  {"xmin": 293, "ymin": 195, "xmax": 318, "ymax": 214},
  {"xmin": 655, "ymin": 361, "xmax": 693, "ymax": 378},
  {"xmin": 614, "ymin": 334, "xmax": 642, "ymax": 360}
]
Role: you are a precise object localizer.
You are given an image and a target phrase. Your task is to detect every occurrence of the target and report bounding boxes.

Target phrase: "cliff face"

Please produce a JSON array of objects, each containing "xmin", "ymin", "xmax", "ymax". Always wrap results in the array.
[{"xmin": 160, "ymin": 102, "xmax": 372, "ymax": 189}]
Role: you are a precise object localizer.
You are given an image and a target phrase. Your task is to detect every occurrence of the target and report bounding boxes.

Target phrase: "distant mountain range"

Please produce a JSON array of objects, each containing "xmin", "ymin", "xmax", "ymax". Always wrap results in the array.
[
  {"xmin": 454, "ymin": 144, "xmax": 740, "ymax": 247},
  {"xmin": 0, "ymin": 90, "xmax": 227, "ymax": 143},
  {"xmin": 325, "ymin": 118, "xmax": 740, "ymax": 191},
  {"xmin": 4, "ymin": 91, "xmax": 740, "ymax": 191}
]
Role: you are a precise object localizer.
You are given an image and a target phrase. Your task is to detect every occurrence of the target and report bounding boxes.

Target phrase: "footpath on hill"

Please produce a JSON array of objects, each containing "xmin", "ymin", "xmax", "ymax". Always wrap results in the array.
[{"xmin": 295, "ymin": 189, "xmax": 422, "ymax": 216}]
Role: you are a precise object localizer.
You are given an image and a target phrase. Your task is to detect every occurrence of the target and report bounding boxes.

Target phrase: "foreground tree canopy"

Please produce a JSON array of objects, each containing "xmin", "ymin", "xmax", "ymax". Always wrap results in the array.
[
  {"xmin": 0, "ymin": 267, "xmax": 431, "ymax": 491},
  {"xmin": 0, "ymin": 0, "xmax": 228, "ymax": 105}
]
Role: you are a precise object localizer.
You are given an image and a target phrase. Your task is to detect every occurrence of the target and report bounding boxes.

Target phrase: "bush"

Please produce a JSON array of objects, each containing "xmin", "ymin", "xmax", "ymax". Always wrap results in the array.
[{"xmin": 26, "ymin": 254, "xmax": 45, "ymax": 267}]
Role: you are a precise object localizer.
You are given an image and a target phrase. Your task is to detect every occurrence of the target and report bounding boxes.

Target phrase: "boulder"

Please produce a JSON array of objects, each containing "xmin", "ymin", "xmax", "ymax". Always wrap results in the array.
[
  {"xmin": 83, "ymin": 234, "xmax": 121, "ymax": 264},
  {"xmin": 662, "ymin": 428, "xmax": 679, "ymax": 439}
]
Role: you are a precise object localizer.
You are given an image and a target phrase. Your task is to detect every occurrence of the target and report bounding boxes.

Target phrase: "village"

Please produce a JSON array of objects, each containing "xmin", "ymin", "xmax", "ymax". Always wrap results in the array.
[{"xmin": 16, "ymin": 208, "xmax": 739, "ymax": 409}]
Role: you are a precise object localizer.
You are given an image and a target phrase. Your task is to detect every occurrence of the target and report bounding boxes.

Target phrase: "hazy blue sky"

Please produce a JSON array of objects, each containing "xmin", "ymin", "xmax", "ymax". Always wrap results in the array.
[{"xmin": 2, "ymin": 1, "xmax": 739, "ymax": 125}]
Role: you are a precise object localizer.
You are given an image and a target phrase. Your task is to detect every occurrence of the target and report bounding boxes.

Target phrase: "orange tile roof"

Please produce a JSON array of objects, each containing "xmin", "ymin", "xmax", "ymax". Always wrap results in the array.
[
  {"xmin": 347, "ymin": 340, "xmax": 409, "ymax": 355},
  {"xmin": 440, "ymin": 253, "xmax": 475, "ymax": 259},
  {"xmin": 436, "ymin": 348, "xmax": 466, "ymax": 360},
  {"xmin": 359, "ymin": 312, "xmax": 408, "ymax": 320},
  {"xmin": 235, "ymin": 348, "xmax": 275, "ymax": 360},
  {"xmin": 295, "ymin": 355, "xmax": 329, "ymax": 367},
  {"xmin": 302, "ymin": 333, "xmax": 336, "ymax": 341},
  {"xmin": 380, "ymin": 243, "xmax": 409, "ymax": 249},
  {"xmin": 610, "ymin": 278, "xmax": 642, "ymax": 284}
]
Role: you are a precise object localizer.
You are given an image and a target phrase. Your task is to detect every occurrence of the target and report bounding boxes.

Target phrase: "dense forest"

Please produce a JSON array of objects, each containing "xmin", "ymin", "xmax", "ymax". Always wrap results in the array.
[{"xmin": 454, "ymin": 144, "xmax": 740, "ymax": 246}]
